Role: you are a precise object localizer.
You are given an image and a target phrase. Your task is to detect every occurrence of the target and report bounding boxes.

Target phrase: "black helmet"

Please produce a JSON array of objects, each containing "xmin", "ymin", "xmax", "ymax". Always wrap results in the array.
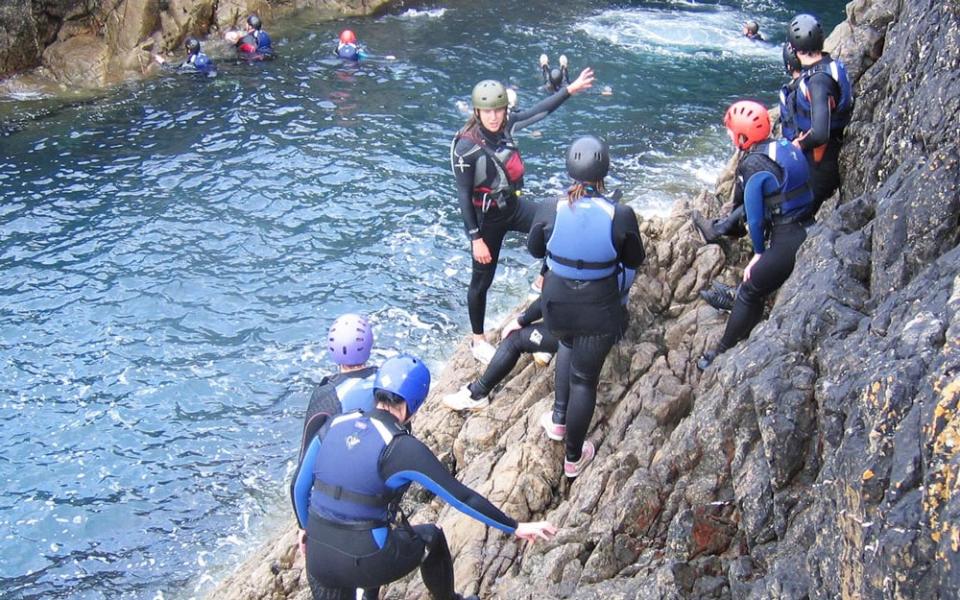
[
  {"xmin": 744, "ymin": 20, "xmax": 759, "ymax": 35},
  {"xmin": 184, "ymin": 37, "xmax": 200, "ymax": 54},
  {"xmin": 781, "ymin": 42, "xmax": 801, "ymax": 74},
  {"xmin": 247, "ymin": 14, "xmax": 262, "ymax": 30},
  {"xmin": 787, "ymin": 14, "xmax": 824, "ymax": 53},
  {"xmin": 548, "ymin": 68, "xmax": 563, "ymax": 89},
  {"xmin": 566, "ymin": 135, "xmax": 609, "ymax": 183}
]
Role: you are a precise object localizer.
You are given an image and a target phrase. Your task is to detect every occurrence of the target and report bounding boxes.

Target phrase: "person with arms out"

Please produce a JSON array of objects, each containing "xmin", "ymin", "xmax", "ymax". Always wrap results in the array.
[
  {"xmin": 450, "ymin": 67, "xmax": 595, "ymax": 365},
  {"xmin": 298, "ymin": 313, "xmax": 378, "ymax": 459},
  {"xmin": 696, "ymin": 101, "xmax": 813, "ymax": 370},
  {"xmin": 539, "ymin": 53, "xmax": 570, "ymax": 93},
  {"xmin": 786, "ymin": 13, "xmax": 853, "ymax": 215},
  {"xmin": 153, "ymin": 37, "xmax": 216, "ymax": 76},
  {"xmin": 227, "ymin": 14, "xmax": 273, "ymax": 60},
  {"xmin": 291, "ymin": 355, "xmax": 556, "ymax": 600},
  {"xmin": 527, "ymin": 135, "xmax": 645, "ymax": 478}
]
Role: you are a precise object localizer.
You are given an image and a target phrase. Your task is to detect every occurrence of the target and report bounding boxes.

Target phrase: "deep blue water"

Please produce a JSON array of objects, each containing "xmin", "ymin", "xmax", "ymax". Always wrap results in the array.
[{"xmin": 0, "ymin": 1, "xmax": 843, "ymax": 597}]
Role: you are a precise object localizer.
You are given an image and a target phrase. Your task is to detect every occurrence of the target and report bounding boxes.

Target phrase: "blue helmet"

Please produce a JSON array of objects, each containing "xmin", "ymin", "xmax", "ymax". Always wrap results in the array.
[{"xmin": 374, "ymin": 355, "xmax": 431, "ymax": 416}]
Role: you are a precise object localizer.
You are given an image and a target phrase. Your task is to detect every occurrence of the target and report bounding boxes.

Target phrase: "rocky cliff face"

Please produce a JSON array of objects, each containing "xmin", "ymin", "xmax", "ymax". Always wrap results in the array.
[
  {"xmin": 208, "ymin": 0, "xmax": 960, "ymax": 598},
  {"xmin": 0, "ymin": 0, "xmax": 391, "ymax": 89}
]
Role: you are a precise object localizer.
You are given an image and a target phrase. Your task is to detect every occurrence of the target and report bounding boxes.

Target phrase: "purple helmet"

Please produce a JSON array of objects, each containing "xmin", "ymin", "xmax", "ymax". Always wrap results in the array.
[{"xmin": 327, "ymin": 313, "xmax": 373, "ymax": 366}]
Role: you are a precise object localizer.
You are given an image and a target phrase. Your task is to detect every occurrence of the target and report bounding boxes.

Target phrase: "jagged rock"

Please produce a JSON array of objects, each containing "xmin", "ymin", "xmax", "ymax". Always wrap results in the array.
[{"xmin": 41, "ymin": 35, "xmax": 110, "ymax": 88}]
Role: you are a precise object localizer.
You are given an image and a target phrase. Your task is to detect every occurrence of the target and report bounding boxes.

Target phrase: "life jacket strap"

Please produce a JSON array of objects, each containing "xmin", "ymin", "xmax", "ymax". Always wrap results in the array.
[
  {"xmin": 546, "ymin": 251, "xmax": 618, "ymax": 271},
  {"xmin": 313, "ymin": 480, "xmax": 392, "ymax": 509}
]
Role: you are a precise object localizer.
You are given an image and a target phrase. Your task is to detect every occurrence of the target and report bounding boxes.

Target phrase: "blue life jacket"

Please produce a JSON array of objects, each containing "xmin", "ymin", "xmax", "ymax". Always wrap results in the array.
[
  {"xmin": 795, "ymin": 56, "xmax": 853, "ymax": 134},
  {"xmin": 191, "ymin": 53, "xmax": 214, "ymax": 74},
  {"xmin": 778, "ymin": 80, "xmax": 799, "ymax": 141},
  {"xmin": 335, "ymin": 372, "xmax": 376, "ymax": 413},
  {"xmin": 337, "ymin": 43, "xmax": 359, "ymax": 61},
  {"xmin": 309, "ymin": 412, "xmax": 406, "ymax": 525},
  {"xmin": 546, "ymin": 194, "xmax": 618, "ymax": 281},
  {"xmin": 751, "ymin": 139, "xmax": 813, "ymax": 219},
  {"xmin": 255, "ymin": 30, "xmax": 273, "ymax": 53}
]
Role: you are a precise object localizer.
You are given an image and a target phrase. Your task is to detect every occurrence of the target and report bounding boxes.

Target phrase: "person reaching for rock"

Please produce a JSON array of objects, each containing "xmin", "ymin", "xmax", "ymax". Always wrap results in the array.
[
  {"xmin": 696, "ymin": 101, "xmax": 813, "ymax": 371},
  {"xmin": 291, "ymin": 355, "xmax": 556, "ymax": 600}
]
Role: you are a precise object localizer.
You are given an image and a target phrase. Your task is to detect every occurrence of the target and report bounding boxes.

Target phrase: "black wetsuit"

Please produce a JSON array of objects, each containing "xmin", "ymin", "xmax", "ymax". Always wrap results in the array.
[
  {"xmin": 796, "ymin": 59, "xmax": 845, "ymax": 214},
  {"xmin": 451, "ymin": 88, "xmax": 573, "ymax": 336},
  {"xmin": 298, "ymin": 366, "xmax": 379, "ymax": 460},
  {"xmin": 467, "ymin": 298, "xmax": 559, "ymax": 399},
  {"xmin": 292, "ymin": 410, "xmax": 517, "ymax": 600},
  {"xmin": 528, "ymin": 195, "xmax": 644, "ymax": 462}
]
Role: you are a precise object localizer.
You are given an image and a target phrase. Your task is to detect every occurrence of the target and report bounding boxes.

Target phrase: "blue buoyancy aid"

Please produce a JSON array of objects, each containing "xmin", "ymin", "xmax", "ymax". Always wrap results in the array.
[
  {"xmin": 778, "ymin": 80, "xmax": 799, "ymax": 141},
  {"xmin": 795, "ymin": 56, "xmax": 853, "ymax": 134},
  {"xmin": 255, "ymin": 30, "xmax": 273, "ymax": 54},
  {"xmin": 337, "ymin": 43, "xmax": 359, "ymax": 60},
  {"xmin": 751, "ymin": 140, "xmax": 813, "ymax": 219},
  {"xmin": 546, "ymin": 195, "xmax": 618, "ymax": 280},
  {"xmin": 309, "ymin": 412, "xmax": 406, "ymax": 524},
  {"xmin": 335, "ymin": 372, "xmax": 376, "ymax": 413}
]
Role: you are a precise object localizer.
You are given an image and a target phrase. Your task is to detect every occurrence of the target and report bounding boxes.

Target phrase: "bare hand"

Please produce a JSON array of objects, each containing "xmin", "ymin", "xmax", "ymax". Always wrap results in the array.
[
  {"xmin": 298, "ymin": 529, "xmax": 307, "ymax": 557},
  {"xmin": 515, "ymin": 521, "xmax": 558, "ymax": 542},
  {"xmin": 744, "ymin": 253, "xmax": 762, "ymax": 281},
  {"xmin": 566, "ymin": 67, "xmax": 595, "ymax": 95},
  {"xmin": 791, "ymin": 130, "xmax": 810, "ymax": 149},
  {"xmin": 153, "ymin": 54, "xmax": 166, "ymax": 65},
  {"xmin": 500, "ymin": 318, "xmax": 522, "ymax": 341},
  {"xmin": 472, "ymin": 238, "xmax": 492, "ymax": 264}
]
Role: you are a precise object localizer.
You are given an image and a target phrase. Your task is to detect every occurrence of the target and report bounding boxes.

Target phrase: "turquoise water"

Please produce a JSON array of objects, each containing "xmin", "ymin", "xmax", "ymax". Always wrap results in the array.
[{"xmin": 0, "ymin": 1, "xmax": 842, "ymax": 597}]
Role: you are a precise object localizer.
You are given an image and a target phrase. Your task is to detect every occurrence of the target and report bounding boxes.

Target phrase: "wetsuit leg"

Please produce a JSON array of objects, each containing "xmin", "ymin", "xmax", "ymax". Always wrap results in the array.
[
  {"xmin": 807, "ymin": 139, "xmax": 842, "ymax": 215},
  {"xmin": 564, "ymin": 334, "xmax": 616, "ymax": 462},
  {"xmin": 415, "ymin": 525, "xmax": 457, "ymax": 600},
  {"xmin": 552, "ymin": 339, "xmax": 573, "ymax": 426},
  {"xmin": 718, "ymin": 223, "xmax": 806, "ymax": 351},
  {"xmin": 468, "ymin": 214, "xmax": 510, "ymax": 335},
  {"xmin": 507, "ymin": 197, "xmax": 538, "ymax": 234},
  {"xmin": 307, "ymin": 572, "xmax": 355, "ymax": 600},
  {"xmin": 473, "ymin": 324, "xmax": 558, "ymax": 396}
]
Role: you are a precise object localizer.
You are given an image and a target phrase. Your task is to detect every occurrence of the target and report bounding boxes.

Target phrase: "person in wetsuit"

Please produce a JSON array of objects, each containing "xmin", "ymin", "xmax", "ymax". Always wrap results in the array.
[
  {"xmin": 232, "ymin": 14, "xmax": 273, "ymax": 60},
  {"xmin": 527, "ymin": 135, "xmax": 645, "ymax": 478},
  {"xmin": 335, "ymin": 29, "xmax": 366, "ymax": 61},
  {"xmin": 450, "ymin": 69, "xmax": 595, "ymax": 365},
  {"xmin": 743, "ymin": 20, "xmax": 764, "ymax": 41},
  {"xmin": 298, "ymin": 313, "xmax": 378, "ymax": 460},
  {"xmin": 786, "ymin": 13, "xmax": 853, "ymax": 215},
  {"xmin": 539, "ymin": 54, "xmax": 570, "ymax": 93},
  {"xmin": 696, "ymin": 101, "xmax": 813, "ymax": 370},
  {"xmin": 153, "ymin": 37, "xmax": 216, "ymax": 75},
  {"xmin": 291, "ymin": 355, "xmax": 557, "ymax": 600}
]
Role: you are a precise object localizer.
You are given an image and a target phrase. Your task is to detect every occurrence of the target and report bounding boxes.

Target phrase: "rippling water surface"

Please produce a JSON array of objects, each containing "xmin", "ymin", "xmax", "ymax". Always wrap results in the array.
[{"xmin": 0, "ymin": 0, "xmax": 842, "ymax": 597}]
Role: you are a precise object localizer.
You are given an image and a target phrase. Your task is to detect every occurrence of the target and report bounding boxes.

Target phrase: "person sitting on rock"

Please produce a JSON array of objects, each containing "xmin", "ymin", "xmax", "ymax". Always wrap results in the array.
[
  {"xmin": 527, "ymin": 135, "xmax": 645, "ymax": 478},
  {"xmin": 786, "ymin": 13, "xmax": 854, "ymax": 215},
  {"xmin": 743, "ymin": 20, "xmax": 764, "ymax": 41},
  {"xmin": 443, "ymin": 264, "xmax": 636, "ymax": 412},
  {"xmin": 697, "ymin": 101, "xmax": 813, "ymax": 371},
  {"xmin": 226, "ymin": 14, "xmax": 274, "ymax": 60},
  {"xmin": 297, "ymin": 313, "xmax": 378, "ymax": 460},
  {"xmin": 291, "ymin": 355, "xmax": 557, "ymax": 600},
  {"xmin": 539, "ymin": 53, "xmax": 570, "ymax": 93},
  {"xmin": 153, "ymin": 37, "xmax": 215, "ymax": 76}
]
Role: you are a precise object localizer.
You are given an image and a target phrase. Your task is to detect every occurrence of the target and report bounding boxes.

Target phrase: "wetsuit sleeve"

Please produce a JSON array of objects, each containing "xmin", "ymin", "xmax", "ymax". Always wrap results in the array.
[
  {"xmin": 517, "ymin": 297, "xmax": 543, "ymax": 327},
  {"xmin": 800, "ymin": 73, "xmax": 837, "ymax": 150},
  {"xmin": 527, "ymin": 201, "xmax": 557, "ymax": 259},
  {"xmin": 299, "ymin": 380, "xmax": 338, "ymax": 460},
  {"xmin": 292, "ymin": 436, "xmax": 321, "ymax": 529},
  {"xmin": 509, "ymin": 88, "xmax": 571, "ymax": 133},
  {"xmin": 451, "ymin": 138, "xmax": 482, "ymax": 240},
  {"xmin": 743, "ymin": 171, "xmax": 780, "ymax": 254},
  {"xmin": 613, "ymin": 205, "xmax": 645, "ymax": 269},
  {"xmin": 381, "ymin": 435, "xmax": 518, "ymax": 533}
]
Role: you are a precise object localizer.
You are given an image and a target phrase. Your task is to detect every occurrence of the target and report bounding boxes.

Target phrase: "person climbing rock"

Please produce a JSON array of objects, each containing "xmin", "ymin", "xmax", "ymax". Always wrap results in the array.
[
  {"xmin": 291, "ymin": 355, "xmax": 556, "ymax": 600},
  {"xmin": 787, "ymin": 13, "xmax": 853, "ymax": 215},
  {"xmin": 297, "ymin": 313, "xmax": 378, "ymax": 460},
  {"xmin": 528, "ymin": 135, "xmax": 644, "ymax": 478},
  {"xmin": 450, "ymin": 68, "xmax": 595, "ymax": 365},
  {"xmin": 153, "ymin": 37, "xmax": 216, "ymax": 76},
  {"xmin": 778, "ymin": 42, "xmax": 803, "ymax": 142},
  {"xmin": 226, "ymin": 14, "xmax": 274, "ymax": 60},
  {"xmin": 697, "ymin": 101, "xmax": 813, "ymax": 371}
]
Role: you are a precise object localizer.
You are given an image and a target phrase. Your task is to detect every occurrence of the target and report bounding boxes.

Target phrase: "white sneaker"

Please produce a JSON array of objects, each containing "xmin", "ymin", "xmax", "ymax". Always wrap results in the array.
[
  {"xmin": 539, "ymin": 411, "xmax": 565, "ymax": 441},
  {"xmin": 442, "ymin": 385, "xmax": 490, "ymax": 411},
  {"xmin": 564, "ymin": 440, "xmax": 596, "ymax": 478},
  {"xmin": 471, "ymin": 339, "xmax": 496, "ymax": 365},
  {"xmin": 532, "ymin": 352, "xmax": 553, "ymax": 366}
]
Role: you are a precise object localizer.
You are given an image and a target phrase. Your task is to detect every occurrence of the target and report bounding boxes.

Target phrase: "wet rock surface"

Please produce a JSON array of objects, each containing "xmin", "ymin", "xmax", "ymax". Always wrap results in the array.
[{"xmin": 213, "ymin": 0, "xmax": 960, "ymax": 597}]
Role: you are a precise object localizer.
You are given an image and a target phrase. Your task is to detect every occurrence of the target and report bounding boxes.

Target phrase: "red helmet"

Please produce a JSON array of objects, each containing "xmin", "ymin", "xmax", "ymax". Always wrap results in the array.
[
  {"xmin": 724, "ymin": 100, "xmax": 771, "ymax": 150},
  {"xmin": 339, "ymin": 29, "xmax": 357, "ymax": 45}
]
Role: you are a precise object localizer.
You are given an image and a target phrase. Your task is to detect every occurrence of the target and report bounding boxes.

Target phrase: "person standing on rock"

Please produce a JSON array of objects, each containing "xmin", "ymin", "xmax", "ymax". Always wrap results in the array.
[
  {"xmin": 297, "ymin": 313, "xmax": 378, "ymax": 460},
  {"xmin": 451, "ymin": 69, "xmax": 595, "ymax": 366},
  {"xmin": 291, "ymin": 355, "xmax": 556, "ymax": 600},
  {"xmin": 786, "ymin": 13, "xmax": 853, "ymax": 215},
  {"xmin": 527, "ymin": 135, "xmax": 645, "ymax": 478},
  {"xmin": 696, "ymin": 101, "xmax": 813, "ymax": 371}
]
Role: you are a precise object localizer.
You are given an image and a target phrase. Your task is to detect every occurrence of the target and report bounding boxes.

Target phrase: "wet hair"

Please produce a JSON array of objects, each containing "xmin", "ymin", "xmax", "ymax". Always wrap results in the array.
[
  {"xmin": 374, "ymin": 389, "xmax": 406, "ymax": 409},
  {"xmin": 567, "ymin": 180, "xmax": 606, "ymax": 206}
]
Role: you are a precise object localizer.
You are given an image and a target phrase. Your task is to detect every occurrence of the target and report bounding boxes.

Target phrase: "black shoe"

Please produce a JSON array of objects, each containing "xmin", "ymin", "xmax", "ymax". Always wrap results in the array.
[
  {"xmin": 691, "ymin": 210, "xmax": 721, "ymax": 244},
  {"xmin": 700, "ymin": 282, "xmax": 736, "ymax": 312},
  {"xmin": 697, "ymin": 350, "xmax": 718, "ymax": 371}
]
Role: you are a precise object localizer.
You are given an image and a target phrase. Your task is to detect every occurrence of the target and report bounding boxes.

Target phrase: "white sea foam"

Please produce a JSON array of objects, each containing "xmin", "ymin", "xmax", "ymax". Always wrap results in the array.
[{"xmin": 397, "ymin": 8, "xmax": 447, "ymax": 19}]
